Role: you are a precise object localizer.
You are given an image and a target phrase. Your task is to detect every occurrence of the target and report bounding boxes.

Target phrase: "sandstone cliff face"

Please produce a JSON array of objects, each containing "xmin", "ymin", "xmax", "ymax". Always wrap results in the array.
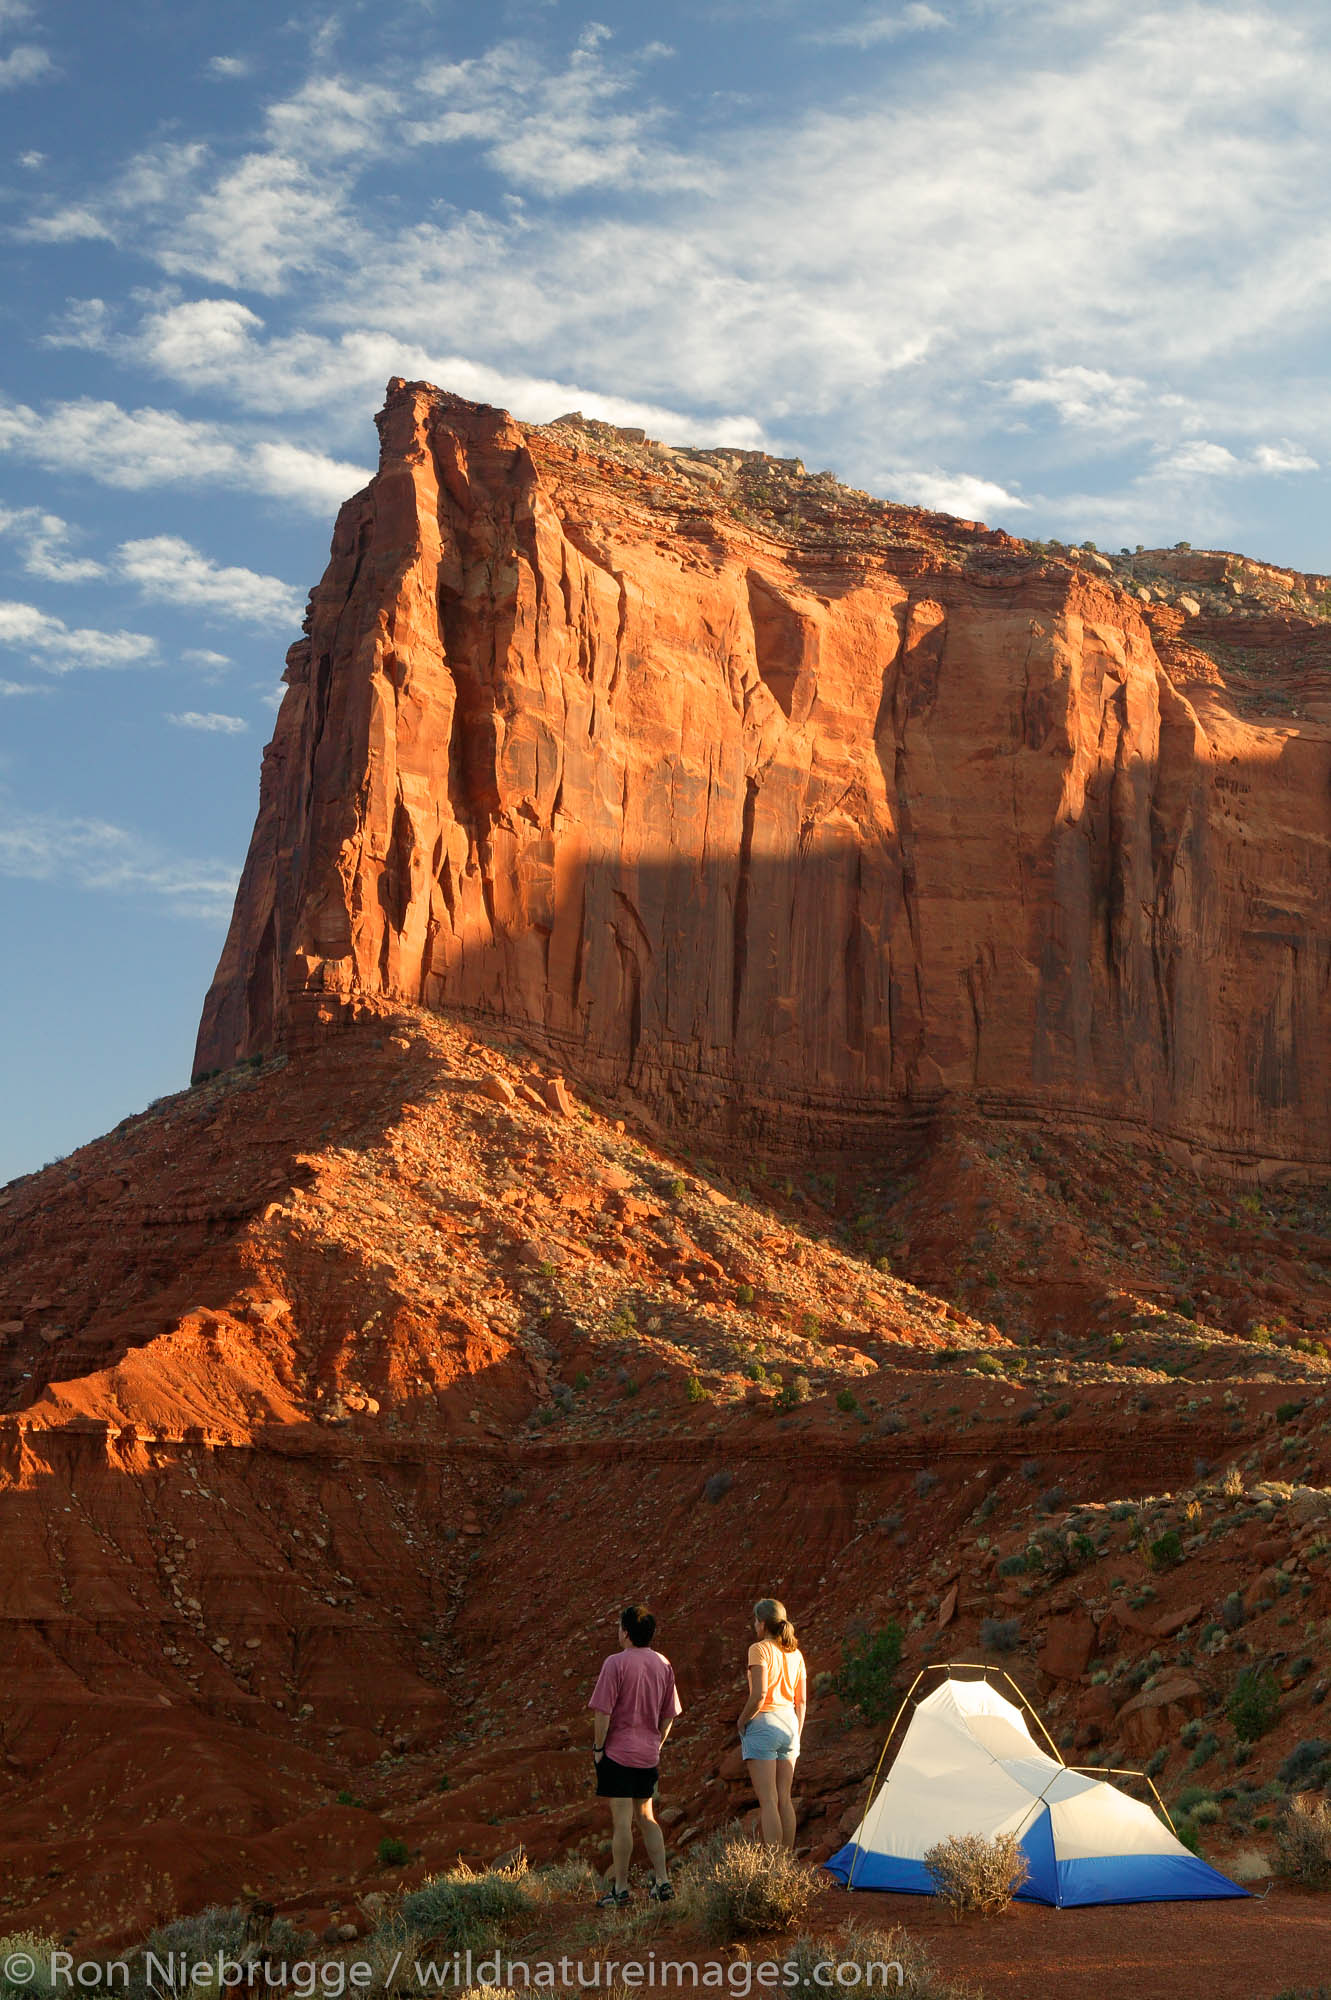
[{"xmin": 197, "ymin": 382, "xmax": 1331, "ymax": 1165}]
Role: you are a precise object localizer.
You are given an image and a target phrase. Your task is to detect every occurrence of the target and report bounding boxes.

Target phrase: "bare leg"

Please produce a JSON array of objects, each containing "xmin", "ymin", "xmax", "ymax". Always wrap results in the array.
[
  {"xmin": 635, "ymin": 1797, "xmax": 669, "ymax": 1881},
  {"xmin": 746, "ymin": 1758, "xmax": 783, "ymax": 1847},
  {"xmin": 608, "ymin": 1796, "xmax": 634, "ymax": 1889},
  {"xmin": 775, "ymin": 1759, "xmax": 797, "ymax": 1849}
]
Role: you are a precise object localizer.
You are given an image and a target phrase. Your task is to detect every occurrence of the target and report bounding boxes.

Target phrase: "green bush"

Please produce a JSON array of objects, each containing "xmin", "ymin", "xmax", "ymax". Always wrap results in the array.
[
  {"xmin": 1148, "ymin": 1531, "xmax": 1184, "ymax": 1572},
  {"xmin": 686, "ymin": 1374, "xmax": 709, "ymax": 1404},
  {"xmin": 400, "ymin": 1859, "xmax": 533, "ymax": 1951},
  {"xmin": 1228, "ymin": 1667, "xmax": 1280, "ymax": 1742},
  {"xmin": 836, "ymin": 1388, "xmax": 858, "ymax": 1413},
  {"xmin": 777, "ymin": 1373, "xmax": 811, "ymax": 1409},
  {"xmin": 378, "ymin": 1836, "xmax": 410, "ymax": 1868},
  {"xmin": 836, "ymin": 1623, "xmax": 904, "ymax": 1722}
]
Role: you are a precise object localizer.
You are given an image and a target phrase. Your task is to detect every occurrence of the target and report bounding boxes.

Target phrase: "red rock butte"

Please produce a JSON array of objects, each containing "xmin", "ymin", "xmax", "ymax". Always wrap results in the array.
[{"xmin": 197, "ymin": 381, "xmax": 1331, "ymax": 1169}]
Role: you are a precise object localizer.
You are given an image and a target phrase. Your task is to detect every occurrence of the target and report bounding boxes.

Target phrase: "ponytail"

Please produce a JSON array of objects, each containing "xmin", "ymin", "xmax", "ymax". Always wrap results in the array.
[{"xmin": 754, "ymin": 1596, "xmax": 798, "ymax": 1652}]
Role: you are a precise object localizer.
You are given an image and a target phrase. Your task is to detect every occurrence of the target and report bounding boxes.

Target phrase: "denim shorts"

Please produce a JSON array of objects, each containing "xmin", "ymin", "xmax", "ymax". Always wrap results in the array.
[{"xmin": 740, "ymin": 1705, "xmax": 800, "ymax": 1762}]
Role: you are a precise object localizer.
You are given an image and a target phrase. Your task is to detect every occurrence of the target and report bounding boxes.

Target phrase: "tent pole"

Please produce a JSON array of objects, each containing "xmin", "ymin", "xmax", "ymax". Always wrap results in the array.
[{"xmin": 845, "ymin": 1668, "xmax": 926, "ymax": 1892}]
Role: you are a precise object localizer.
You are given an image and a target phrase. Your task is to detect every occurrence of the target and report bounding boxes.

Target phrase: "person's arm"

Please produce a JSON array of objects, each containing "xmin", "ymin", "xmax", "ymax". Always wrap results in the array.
[
  {"xmin": 794, "ymin": 1658, "xmax": 807, "ymax": 1734},
  {"xmin": 590, "ymin": 1706, "xmax": 613, "ymax": 1759},
  {"xmin": 737, "ymin": 1662, "xmax": 765, "ymax": 1732}
]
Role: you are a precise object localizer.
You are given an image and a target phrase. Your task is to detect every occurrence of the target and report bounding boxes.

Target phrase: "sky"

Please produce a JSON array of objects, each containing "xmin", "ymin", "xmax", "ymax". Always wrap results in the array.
[{"xmin": 1, "ymin": 0, "xmax": 1329, "ymax": 1182}]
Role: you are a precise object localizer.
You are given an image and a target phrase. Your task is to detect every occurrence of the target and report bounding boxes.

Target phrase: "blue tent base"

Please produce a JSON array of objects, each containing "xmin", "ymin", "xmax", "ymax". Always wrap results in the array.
[{"xmin": 824, "ymin": 1838, "xmax": 1248, "ymax": 1907}]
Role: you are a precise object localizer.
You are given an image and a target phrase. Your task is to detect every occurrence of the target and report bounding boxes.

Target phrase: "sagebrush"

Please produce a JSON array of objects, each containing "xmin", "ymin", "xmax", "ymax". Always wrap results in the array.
[
  {"xmin": 399, "ymin": 1858, "xmax": 533, "ymax": 1952},
  {"xmin": 783, "ymin": 1924, "xmax": 977, "ymax": 1999},
  {"xmin": 923, "ymin": 1831, "xmax": 1029, "ymax": 1917},
  {"xmin": 1276, "ymin": 1793, "xmax": 1331, "ymax": 1888},
  {"xmin": 680, "ymin": 1831, "xmax": 821, "ymax": 1941}
]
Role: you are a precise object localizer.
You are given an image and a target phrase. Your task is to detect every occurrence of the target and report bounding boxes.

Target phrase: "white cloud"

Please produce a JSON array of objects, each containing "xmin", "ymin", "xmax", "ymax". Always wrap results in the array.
[
  {"xmin": 880, "ymin": 468, "xmax": 1030, "ymax": 518},
  {"xmin": 411, "ymin": 29, "xmax": 693, "ymax": 196},
  {"xmin": 17, "ymin": 147, "xmax": 44, "ymax": 167},
  {"xmin": 0, "ymin": 43, "xmax": 52, "ymax": 89},
  {"xmin": 40, "ymin": 298, "xmax": 112, "ymax": 349},
  {"xmin": 249, "ymin": 439, "xmax": 374, "ymax": 509},
  {"xmin": 183, "ymin": 647, "xmax": 231, "ymax": 671},
  {"xmin": 1003, "ymin": 366, "xmax": 1156, "ymax": 434},
  {"xmin": 154, "ymin": 150, "xmax": 358, "ymax": 291},
  {"xmin": 24, "ymin": 205, "xmax": 113, "ymax": 243},
  {"xmin": 208, "ymin": 54, "xmax": 251, "ymax": 79},
  {"xmin": 264, "ymin": 75, "xmax": 400, "ymax": 161},
  {"xmin": 813, "ymin": 6, "xmax": 950, "ymax": 48},
  {"xmin": 166, "ymin": 710, "xmax": 248, "ymax": 733},
  {"xmin": 134, "ymin": 303, "xmax": 766, "ymax": 442},
  {"xmin": 117, "ymin": 537, "xmax": 304, "ymax": 627},
  {"xmin": 0, "ymin": 395, "xmax": 238, "ymax": 487},
  {"xmin": 1254, "ymin": 440, "xmax": 1319, "ymax": 474},
  {"xmin": 0, "ymin": 804, "xmax": 240, "ymax": 920},
  {"xmin": 0, "ymin": 506, "xmax": 105, "ymax": 581},
  {"xmin": 1157, "ymin": 441, "xmax": 1243, "ymax": 478},
  {"xmin": 0, "ymin": 393, "xmax": 372, "ymax": 513},
  {"xmin": 0, "ymin": 600, "xmax": 158, "ymax": 672},
  {"xmin": 0, "ymin": 677, "xmax": 53, "ymax": 697}
]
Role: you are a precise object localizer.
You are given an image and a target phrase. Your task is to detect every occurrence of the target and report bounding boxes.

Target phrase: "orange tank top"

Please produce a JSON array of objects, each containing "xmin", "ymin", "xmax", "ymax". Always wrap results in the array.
[{"xmin": 750, "ymin": 1639, "xmax": 806, "ymax": 1713}]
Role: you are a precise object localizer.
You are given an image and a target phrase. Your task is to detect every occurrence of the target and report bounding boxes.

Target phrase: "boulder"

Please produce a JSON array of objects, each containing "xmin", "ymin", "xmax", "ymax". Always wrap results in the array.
[
  {"xmin": 1116, "ymin": 1673, "xmax": 1206, "ymax": 1754},
  {"xmin": 1039, "ymin": 1610, "xmax": 1097, "ymax": 1681}
]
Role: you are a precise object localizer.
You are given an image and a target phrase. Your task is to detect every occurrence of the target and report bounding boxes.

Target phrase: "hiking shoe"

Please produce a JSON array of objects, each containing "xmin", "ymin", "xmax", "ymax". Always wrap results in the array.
[
  {"xmin": 596, "ymin": 1885, "xmax": 631, "ymax": 1908},
  {"xmin": 648, "ymin": 1877, "xmax": 675, "ymax": 1903}
]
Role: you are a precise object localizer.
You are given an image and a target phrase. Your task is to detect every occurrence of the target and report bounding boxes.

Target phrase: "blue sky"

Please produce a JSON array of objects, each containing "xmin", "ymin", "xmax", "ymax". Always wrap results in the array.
[{"xmin": 2, "ymin": 0, "xmax": 1329, "ymax": 1182}]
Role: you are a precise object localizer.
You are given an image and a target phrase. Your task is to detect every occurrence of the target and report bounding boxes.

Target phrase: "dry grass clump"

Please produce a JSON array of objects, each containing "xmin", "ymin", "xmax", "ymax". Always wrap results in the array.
[
  {"xmin": 923, "ymin": 1831, "xmax": 1029, "ymax": 1917},
  {"xmin": 1276, "ymin": 1793, "xmax": 1331, "ymax": 1887},
  {"xmin": 783, "ymin": 1925, "xmax": 978, "ymax": 2000},
  {"xmin": 680, "ymin": 1830, "xmax": 822, "ymax": 1941}
]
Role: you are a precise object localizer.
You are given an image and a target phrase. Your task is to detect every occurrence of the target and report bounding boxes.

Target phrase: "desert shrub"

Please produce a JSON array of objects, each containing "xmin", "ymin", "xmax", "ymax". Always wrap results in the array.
[
  {"xmin": 1277, "ymin": 1739, "xmax": 1331, "ymax": 1790},
  {"xmin": 378, "ymin": 1835, "xmax": 410, "ymax": 1867},
  {"xmin": 1173, "ymin": 1816, "xmax": 1201, "ymax": 1854},
  {"xmin": 978, "ymin": 1616, "xmax": 1021, "ymax": 1654},
  {"xmin": 681, "ymin": 1832, "xmax": 820, "ymax": 1941},
  {"xmin": 783, "ymin": 1924, "xmax": 974, "ymax": 1999},
  {"xmin": 1187, "ymin": 1733, "xmax": 1220, "ymax": 1773},
  {"xmin": 1276, "ymin": 1794, "xmax": 1331, "ymax": 1887},
  {"xmin": 0, "ymin": 1936, "xmax": 61, "ymax": 2000},
  {"xmin": 1192, "ymin": 1799, "xmax": 1223, "ymax": 1825},
  {"xmin": 996, "ymin": 1552, "xmax": 1027, "ymax": 1578},
  {"xmin": 1037, "ymin": 1486, "xmax": 1066, "ymax": 1515},
  {"xmin": 686, "ymin": 1374, "xmax": 710, "ymax": 1404},
  {"xmin": 703, "ymin": 1470, "xmax": 734, "ymax": 1503},
  {"xmin": 837, "ymin": 1623, "xmax": 904, "ymax": 1722},
  {"xmin": 914, "ymin": 1468, "xmax": 939, "ymax": 1497},
  {"xmin": 837, "ymin": 1388, "xmax": 859, "ymax": 1413},
  {"xmin": 972, "ymin": 1354, "xmax": 1004, "ymax": 1377},
  {"xmin": 1229, "ymin": 1667, "xmax": 1280, "ymax": 1742},
  {"xmin": 777, "ymin": 1373, "xmax": 811, "ymax": 1409},
  {"xmin": 1148, "ymin": 1531, "xmax": 1184, "ymax": 1571},
  {"xmin": 1221, "ymin": 1590, "xmax": 1247, "ymax": 1631},
  {"xmin": 923, "ymin": 1831, "xmax": 1029, "ymax": 1917},
  {"xmin": 400, "ymin": 1859, "xmax": 533, "ymax": 1952}
]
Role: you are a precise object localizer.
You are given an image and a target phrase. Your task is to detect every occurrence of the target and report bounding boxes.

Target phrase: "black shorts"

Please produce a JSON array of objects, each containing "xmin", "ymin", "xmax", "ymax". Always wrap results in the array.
[{"xmin": 595, "ymin": 1753, "xmax": 659, "ymax": 1799}]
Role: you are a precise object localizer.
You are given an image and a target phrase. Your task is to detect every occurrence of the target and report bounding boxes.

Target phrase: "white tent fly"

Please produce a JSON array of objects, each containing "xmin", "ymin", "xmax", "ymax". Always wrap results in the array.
[{"xmin": 825, "ymin": 1670, "xmax": 1245, "ymax": 1906}]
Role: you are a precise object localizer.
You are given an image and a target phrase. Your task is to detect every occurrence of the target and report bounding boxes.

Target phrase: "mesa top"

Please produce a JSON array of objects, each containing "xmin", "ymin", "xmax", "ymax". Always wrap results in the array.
[
  {"xmin": 749, "ymin": 1638, "xmax": 807, "ymax": 1713},
  {"xmin": 588, "ymin": 1647, "xmax": 682, "ymax": 1767}
]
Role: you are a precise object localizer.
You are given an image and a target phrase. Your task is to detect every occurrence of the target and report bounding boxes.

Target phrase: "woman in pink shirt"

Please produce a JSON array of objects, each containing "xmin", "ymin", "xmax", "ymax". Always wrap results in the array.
[
  {"xmin": 587, "ymin": 1602, "xmax": 682, "ymax": 1906},
  {"xmin": 737, "ymin": 1596, "xmax": 807, "ymax": 1849}
]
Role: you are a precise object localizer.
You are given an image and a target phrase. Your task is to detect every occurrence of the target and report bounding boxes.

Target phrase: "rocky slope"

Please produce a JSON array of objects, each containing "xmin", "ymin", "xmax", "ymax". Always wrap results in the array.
[
  {"xmin": 198, "ymin": 383, "xmax": 1331, "ymax": 1170},
  {"xmin": 3, "ymin": 1008, "xmax": 1331, "ymax": 1956}
]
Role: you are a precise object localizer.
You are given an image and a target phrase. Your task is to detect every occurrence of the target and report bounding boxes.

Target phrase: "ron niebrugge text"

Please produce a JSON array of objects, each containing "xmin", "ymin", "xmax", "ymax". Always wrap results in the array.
[{"xmin": 2, "ymin": 1951, "xmax": 905, "ymax": 1994}]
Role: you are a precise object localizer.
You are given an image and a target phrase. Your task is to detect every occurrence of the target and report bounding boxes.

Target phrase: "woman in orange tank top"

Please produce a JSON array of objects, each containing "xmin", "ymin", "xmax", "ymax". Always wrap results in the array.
[{"xmin": 736, "ymin": 1596, "xmax": 807, "ymax": 1848}]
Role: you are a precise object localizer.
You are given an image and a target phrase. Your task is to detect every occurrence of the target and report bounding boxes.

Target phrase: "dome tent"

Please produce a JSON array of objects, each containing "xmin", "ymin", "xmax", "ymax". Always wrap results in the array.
[{"xmin": 824, "ymin": 1666, "xmax": 1245, "ymax": 1907}]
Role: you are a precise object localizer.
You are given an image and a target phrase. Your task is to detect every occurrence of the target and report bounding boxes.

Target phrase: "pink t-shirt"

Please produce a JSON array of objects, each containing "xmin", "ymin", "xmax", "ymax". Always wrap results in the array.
[{"xmin": 588, "ymin": 1646, "xmax": 682, "ymax": 1767}]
